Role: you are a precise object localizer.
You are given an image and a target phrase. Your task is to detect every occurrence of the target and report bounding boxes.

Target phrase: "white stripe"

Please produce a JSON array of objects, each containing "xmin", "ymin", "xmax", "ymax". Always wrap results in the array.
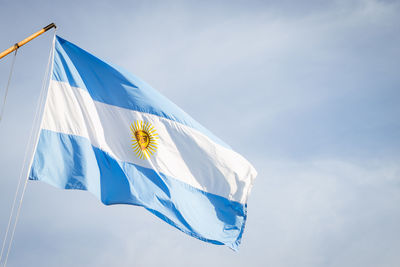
[{"xmin": 41, "ymin": 80, "xmax": 256, "ymax": 203}]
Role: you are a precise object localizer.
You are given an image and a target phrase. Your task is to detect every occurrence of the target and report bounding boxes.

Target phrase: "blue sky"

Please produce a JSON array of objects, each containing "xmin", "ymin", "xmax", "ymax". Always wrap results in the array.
[{"xmin": 0, "ymin": 0, "xmax": 399, "ymax": 266}]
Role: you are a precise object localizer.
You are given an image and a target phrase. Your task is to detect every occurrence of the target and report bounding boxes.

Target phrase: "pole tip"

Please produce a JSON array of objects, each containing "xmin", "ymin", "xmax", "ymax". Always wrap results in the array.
[{"xmin": 43, "ymin": 23, "xmax": 56, "ymax": 31}]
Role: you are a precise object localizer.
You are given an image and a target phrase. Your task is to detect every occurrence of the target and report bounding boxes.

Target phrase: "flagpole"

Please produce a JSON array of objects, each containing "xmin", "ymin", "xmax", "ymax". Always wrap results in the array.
[{"xmin": 0, "ymin": 23, "xmax": 56, "ymax": 60}]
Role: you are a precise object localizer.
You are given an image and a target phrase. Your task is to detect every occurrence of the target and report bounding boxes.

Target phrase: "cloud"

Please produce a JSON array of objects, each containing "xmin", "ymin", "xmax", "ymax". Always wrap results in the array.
[{"xmin": 245, "ymin": 157, "xmax": 400, "ymax": 267}]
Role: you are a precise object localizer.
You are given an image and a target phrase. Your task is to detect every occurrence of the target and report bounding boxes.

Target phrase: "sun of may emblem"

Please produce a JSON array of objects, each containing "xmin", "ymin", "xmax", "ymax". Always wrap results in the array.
[{"xmin": 130, "ymin": 121, "xmax": 158, "ymax": 159}]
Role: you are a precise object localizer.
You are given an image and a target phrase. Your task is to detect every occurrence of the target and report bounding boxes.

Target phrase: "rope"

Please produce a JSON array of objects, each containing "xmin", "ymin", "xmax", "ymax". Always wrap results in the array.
[
  {"xmin": 0, "ymin": 31, "xmax": 56, "ymax": 267},
  {"xmin": 0, "ymin": 49, "xmax": 19, "ymax": 266},
  {"xmin": 0, "ymin": 49, "xmax": 18, "ymax": 124}
]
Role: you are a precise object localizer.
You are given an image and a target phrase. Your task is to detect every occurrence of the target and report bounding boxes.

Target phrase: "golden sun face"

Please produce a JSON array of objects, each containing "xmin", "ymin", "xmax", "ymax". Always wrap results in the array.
[{"xmin": 130, "ymin": 121, "xmax": 158, "ymax": 159}]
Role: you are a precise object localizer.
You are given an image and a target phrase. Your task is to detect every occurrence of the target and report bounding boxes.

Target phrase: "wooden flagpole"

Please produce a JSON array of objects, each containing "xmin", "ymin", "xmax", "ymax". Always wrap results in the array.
[{"xmin": 0, "ymin": 23, "xmax": 56, "ymax": 60}]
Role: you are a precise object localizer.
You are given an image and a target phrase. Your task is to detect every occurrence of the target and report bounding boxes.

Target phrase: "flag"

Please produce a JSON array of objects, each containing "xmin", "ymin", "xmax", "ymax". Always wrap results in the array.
[{"xmin": 29, "ymin": 36, "xmax": 257, "ymax": 250}]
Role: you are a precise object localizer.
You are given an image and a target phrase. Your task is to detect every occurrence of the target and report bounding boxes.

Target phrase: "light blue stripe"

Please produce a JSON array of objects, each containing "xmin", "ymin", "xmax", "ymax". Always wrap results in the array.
[
  {"xmin": 52, "ymin": 36, "xmax": 230, "ymax": 149},
  {"xmin": 29, "ymin": 129, "xmax": 246, "ymax": 250}
]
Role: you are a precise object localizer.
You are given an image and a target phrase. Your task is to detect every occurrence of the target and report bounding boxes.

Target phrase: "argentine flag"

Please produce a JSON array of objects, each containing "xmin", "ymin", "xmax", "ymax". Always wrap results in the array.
[{"xmin": 29, "ymin": 36, "xmax": 257, "ymax": 250}]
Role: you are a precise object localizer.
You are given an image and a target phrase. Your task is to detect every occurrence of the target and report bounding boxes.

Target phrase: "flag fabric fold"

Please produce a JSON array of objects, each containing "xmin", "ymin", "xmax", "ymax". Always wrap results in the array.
[{"xmin": 29, "ymin": 36, "xmax": 257, "ymax": 250}]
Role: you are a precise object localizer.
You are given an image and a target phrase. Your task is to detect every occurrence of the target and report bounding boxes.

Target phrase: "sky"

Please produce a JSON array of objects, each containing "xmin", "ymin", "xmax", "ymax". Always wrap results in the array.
[{"xmin": 0, "ymin": 0, "xmax": 399, "ymax": 266}]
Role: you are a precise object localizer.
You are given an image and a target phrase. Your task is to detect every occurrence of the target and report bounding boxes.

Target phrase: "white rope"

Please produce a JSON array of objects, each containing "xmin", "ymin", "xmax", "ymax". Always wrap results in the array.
[
  {"xmin": 0, "ymin": 31, "xmax": 56, "ymax": 267},
  {"xmin": 0, "ymin": 49, "xmax": 18, "ymax": 123},
  {"xmin": 0, "ymin": 50, "xmax": 20, "ymax": 267},
  {"xmin": 0, "ymin": 49, "xmax": 20, "ymax": 263}
]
